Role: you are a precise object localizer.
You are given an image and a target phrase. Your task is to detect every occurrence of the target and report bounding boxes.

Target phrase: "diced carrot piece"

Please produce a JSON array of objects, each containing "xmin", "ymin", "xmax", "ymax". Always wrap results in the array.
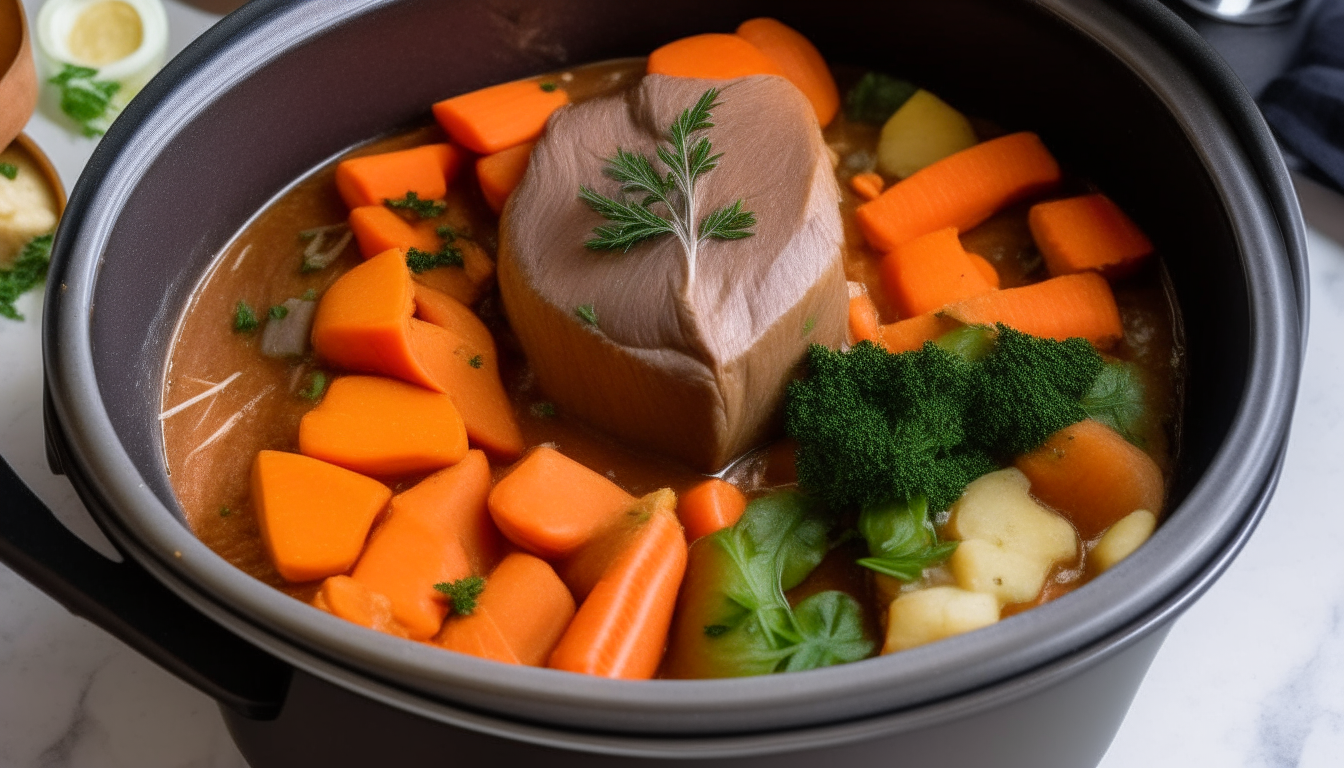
[
  {"xmin": 647, "ymin": 33, "xmax": 786, "ymax": 80},
  {"xmin": 348, "ymin": 205, "xmax": 442, "ymax": 260},
  {"xmin": 1029, "ymin": 193, "xmax": 1154, "ymax": 278},
  {"xmin": 942, "ymin": 272, "xmax": 1123, "ymax": 348},
  {"xmin": 433, "ymin": 80, "xmax": 570, "ymax": 155},
  {"xmin": 1015, "ymin": 419, "xmax": 1164, "ymax": 538},
  {"xmin": 548, "ymin": 490, "xmax": 687, "ymax": 679},
  {"xmin": 878, "ymin": 313, "xmax": 958, "ymax": 354},
  {"xmin": 413, "ymin": 283, "xmax": 497, "ymax": 360},
  {"xmin": 298, "ymin": 375, "xmax": 468, "ymax": 477},
  {"xmin": 488, "ymin": 446, "xmax": 635, "ymax": 560},
  {"xmin": 678, "ymin": 478, "xmax": 747, "ymax": 542},
  {"xmin": 311, "ymin": 248, "xmax": 443, "ymax": 392},
  {"xmin": 734, "ymin": 18, "xmax": 840, "ymax": 126},
  {"xmin": 880, "ymin": 227, "xmax": 997, "ymax": 317},
  {"xmin": 848, "ymin": 292, "xmax": 881, "ymax": 345},
  {"xmin": 969, "ymin": 253, "xmax": 1001, "ymax": 288},
  {"xmin": 849, "ymin": 171, "xmax": 885, "ymax": 201},
  {"xmin": 409, "ymin": 238, "xmax": 496, "ymax": 308},
  {"xmin": 436, "ymin": 552, "xmax": 576, "ymax": 666},
  {"xmin": 251, "ymin": 450, "xmax": 390, "ymax": 583},
  {"xmin": 335, "ymin": 143, "xmax": 462, "ymax": 210},
  {"xmin": 351, "ymin": 452, "xmax": 495, "ymax": 639},
  {"xmin": 856, "ymin": 132, "xmax": 1062, "ymax": 252},
  {"xmin": 313, "ymin": 576, "xmax": 408, "ymax": 637},
  {"xmin": 476, "ymin": 142, "xmax": 535, "ymax": 215}
]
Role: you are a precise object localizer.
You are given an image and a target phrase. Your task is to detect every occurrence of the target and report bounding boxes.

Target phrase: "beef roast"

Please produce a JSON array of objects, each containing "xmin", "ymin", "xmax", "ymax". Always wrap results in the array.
[{"xmin": 498, "ymin": 74, "xmax": 845, "ymax": 471}]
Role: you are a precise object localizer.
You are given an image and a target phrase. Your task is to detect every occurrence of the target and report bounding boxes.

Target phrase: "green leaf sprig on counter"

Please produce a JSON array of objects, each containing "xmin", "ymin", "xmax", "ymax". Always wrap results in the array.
[
  {"xmin": 0, "ymin": 234, "xmax": 53, "ymax": 321},
  {"xmin": 49, "ymin": 64, "xmax": 122, "ymax": 137}
]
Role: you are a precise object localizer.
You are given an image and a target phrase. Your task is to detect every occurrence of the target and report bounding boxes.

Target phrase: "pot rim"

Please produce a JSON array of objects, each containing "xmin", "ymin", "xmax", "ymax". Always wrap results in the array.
[{"xmin": 43, "ymin": 0, "xmax": 1305, "ymax": 736}]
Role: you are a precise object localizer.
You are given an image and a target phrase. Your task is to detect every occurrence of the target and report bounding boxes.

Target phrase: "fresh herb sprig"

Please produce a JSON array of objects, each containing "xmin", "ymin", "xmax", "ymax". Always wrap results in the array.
[
  {"xmin": 385, "ymin": 191, "xmax": 445, "ymax": 219},
  {"xmin": 434, "ymin": 576, "xmax": 486, "ymax": 615},
  {"xmin": 49, "ymin": 64, "xmax": 122, "ymax": 137},
  {"xmin": 0, "ymin": 233, "xmax": 53, "ymax": 321},
  {"xmin": 406, "ymin": 244, "xmax": 464, "ymax": 273},
  {"xmin": 232, "ymin": 301, "xmax": 259, "ymax": 333},
  {"xmin": 578, "ymin": 88, "xmax": 756, "ymax": 290}
]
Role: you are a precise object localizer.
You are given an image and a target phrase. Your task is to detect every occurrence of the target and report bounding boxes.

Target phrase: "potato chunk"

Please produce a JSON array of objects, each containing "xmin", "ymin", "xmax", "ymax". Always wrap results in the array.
[
  {"xmin": 947, "ymin": 468, "xmax": 1077, "ymax": 605},
  {"xmin": 876, "ymin": 89, "xmax": 978, "ymax": 179},
  {"xmin": 1091, "ymin": 509, "xmax": 1157, "ymax": 573},
  {"xmin": 883, "ymin": 586, "xmax": 1000, "ymax": 653}
]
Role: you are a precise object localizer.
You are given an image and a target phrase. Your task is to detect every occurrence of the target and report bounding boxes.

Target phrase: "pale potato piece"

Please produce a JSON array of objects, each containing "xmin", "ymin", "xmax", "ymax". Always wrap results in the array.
[
  {"xmin": 946, "ymin": 468, "xmax": 1077, "ymax": 605},
  {"xmin": 1091, "ymin": 509, "xmax": 1157, "ymax": 573},
  {"xmin": 883, "ymin": 586, "xmax": 1000, "ymax": 653},
  {"xmin": 876, "ymin": 89, "xmax": 978, "ymax": 179}
]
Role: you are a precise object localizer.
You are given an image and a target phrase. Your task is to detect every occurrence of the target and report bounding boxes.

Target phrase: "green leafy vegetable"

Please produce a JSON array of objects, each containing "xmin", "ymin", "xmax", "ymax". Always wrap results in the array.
[
  {"xmin": 0, "ymin": 233, "xmax": 53, "ymax": 321},
  {"xmin": 934, "ymin": 324, "xmax": 995, "ymax": 362},
  {"xmin": 0, "ymin": 163, "xmax": 17, "ymax": 180},
  {"xmin": 434, "ymin": 575, "xmax": 486, "ymax": 615},
  {"xmin": 269, "ymin": 304, "xmax": 289, "ymax": 320},
  {"xmin": 49, "ymin": 64, "xmax": 122, "ymax": 137},
  {"xmin": 233, "ymin": 301, "xmax": 259, "ymax": 333},
  {"xmin": 300, "ymin": 371, "xmax": 328, "ymax": 401},
  {"xmin": 779, "ymin": 591, "xmax": 873, "ymax": 672},
  {"xmin": 1081, "ymin": 361, "xmax": 1146, "ymax": 445},
  {"xmin": 575, "ymin": 303, "xmax": 598, "ymax": 326},
  {"xmin": 579, "ymin": 88, "xmax": 756, "ymax": 288},
  {"xmin": 385, "ymin": 191, "xmax": 445, "ymax": 219},
  {"xmin": 406, "ymin": 244, "xmax": 464, "ymax": 273},
  {"xmin": 855, "ymin": 495, "xmax": 957, "ymax": 581},
  {"xmin": 467, "ymin": 354, "xmax": 483, "ymax": 369},
  {"xmin": 785, "ymin": 324, "xmax": 1104, "ymax": 512},
  {"xmin": 844, "ymin": 72, "xmax": 918, "ymax": 124}
]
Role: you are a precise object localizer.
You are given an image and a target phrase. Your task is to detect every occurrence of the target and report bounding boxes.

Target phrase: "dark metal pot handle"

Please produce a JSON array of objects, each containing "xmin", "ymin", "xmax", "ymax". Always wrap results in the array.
[{"xmin": 0, "ymin": 452, "xmax": 291, "ymax": 720}]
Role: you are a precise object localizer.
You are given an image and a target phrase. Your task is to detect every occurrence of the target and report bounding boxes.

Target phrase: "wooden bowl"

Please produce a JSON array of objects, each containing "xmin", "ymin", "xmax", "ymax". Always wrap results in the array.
[{"xmin": 0, "ymin": 0, "xmax": 37, "ymax": 151}]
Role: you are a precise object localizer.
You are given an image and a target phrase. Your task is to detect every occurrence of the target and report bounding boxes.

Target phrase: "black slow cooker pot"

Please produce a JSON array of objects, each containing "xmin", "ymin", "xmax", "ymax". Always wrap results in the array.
[{"xmin": 0, "ymin": 0, "xmax": 1306, "ymax": 765}]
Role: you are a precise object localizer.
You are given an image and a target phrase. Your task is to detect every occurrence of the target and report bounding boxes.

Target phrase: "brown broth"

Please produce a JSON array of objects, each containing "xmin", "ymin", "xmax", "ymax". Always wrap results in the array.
[{"xmin": 162, "ymin": 58, "xmax": 1184, "ymax": 659}]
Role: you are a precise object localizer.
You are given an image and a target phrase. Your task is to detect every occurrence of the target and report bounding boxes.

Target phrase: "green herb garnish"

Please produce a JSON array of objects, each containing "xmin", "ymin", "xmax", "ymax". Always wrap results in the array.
[
  {"xmin": 435, "ymin": 224, "xmax": 459, "ymax": 242},
  {"xmin": 0, "ymin": 233, "xmax": 53, "ymax": 321},
  {"xmin": 843, "ymin": 72, "xmax": 917, "ymax": 124},
  {"xmin": 574, "ymin": 303, "xmax": 598, "ymax": 326},
  {"xmin": 1081, "ymin": 361, "xmax": 1146, "ymax": 445},
  {"xmin": 434, "ymin": 576, "xmax": 486, "ymax": 615},
  {"xmin": 531, "ymin": 401, "xmax": 557, "ymax": 419},
  {"xmin": 406, "ymin": 244, "xmax": 464, "ymax": 273},
  {"xmin": 300, "ymin": 371, "xmax": 328, "ymax": 401},
  {"xmin": 578, "ymin": 88, "xmax": 756, "ymax": 288},
  {"xmin": 802, "ymin": 316, "xmax": 817, "ymax": 338},
  {"xmin": 855, "ymin": 495, "xmax": 957, "ymax": 581},
  {"xmin": 269, "ymin": 304, "xmax": 289, "ymax": 320},
  {"xmin": 49, "ymin": 64, "xmax": 122, "ymax": 137},
  {"xmin": 539, "ymin": 82, "xmax": 558, "ymax": 92},
  {"xmin": 467, "ymin": 354, "xmax": 483, "ymax": 369},
  {"xmin": 232, "ymin": 301, "xmax": 259, "ymax": 333},
  {"xmin": 301, "ymin": 288, "xmax": 318, "ymax": 301},
  {"xmin": 385, "ymin": 191, "xmax": 445, "ymax": 219},
  {"xmin": 0, "ymin": 163, "xmax": 17, "ymax": 180}
]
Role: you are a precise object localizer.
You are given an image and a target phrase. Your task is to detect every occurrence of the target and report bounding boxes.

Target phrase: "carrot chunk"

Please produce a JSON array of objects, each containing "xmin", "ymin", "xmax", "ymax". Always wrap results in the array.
[
  {"xmin": 734, "ymin": 18, "xmax": 840, "ymax": 126},
  {"xmin": 878, "ymin": 313, "xmax": 958, "ymax": 353},
  {"xmin": 849, "ymin": 171, "xmax": 885, "ymax": 201},
  {"xmin": 941, "ymin": 272, "xmax": 1123, "ymax": 348},
  {"xmin": 350, "ymin": 451, "xmax": 495, "ymax": 639},
  {"xmin": 856, "ymin": 132, "xmax": 1062, "ymax": 252},
  {"xmin": 313, "ymin": 576, "xmax": 408, "ymax": 637},
  {"xmin": 969, "ymin": 253, "xmax": 1001, "ymax": 288},
  {"xmin": 334, "ymin": 143, "xmax": 462, "ymax": 210},
  {"xmin": 1029, "ymin": 193, "xmax": 1154, "ymax": 278},
  {"xmin": 880, "ymin": 227, "xmax": 997, "ymax": 317},
  {"xmin": 408, "ymin": 238, "xmax": 496, "ymax": 308},
  {"xmin": 251, "ymin": 450, "xmax": 391, "ymax": 583},
  {"xmin": 647, "ymin": 33, "xmax": 786, "ymax": 80},
  {"xmin": 311, "ymin": 248, "xmax": 442, "ymax": 392},
  {"xmin": 488, "ymin": 446, "xmax": 635, "ymax": 560},
  {"xmin": 298, "ymin": 375, "xmax": 468, "ymax": 477},
  {"xmin": 678, "ymin": 478, "xmax": 747, "ymax": 542},
  {"xmin": 1015, "ymin": 419, "xmax": 1164, "ymax": 538},
  {"xmin": 476, "ymin": 142, "xmax": 535, "ymax": 215},
  {"xmin": 436, "ymin": 552, "xmax": 576, "ymax": 666},
  {"xmin": 348, "ymin": 205, "xmax": 442, "ymax": 260},
  {"xmin": 433, "ymin": 80, "xmax": 570, "ymax": 155},
  {"xmin": 848, "ymin": 292, "xmax": 881, "ymax": 345},
  {"xmin": 548, "ymin": 490, "xmax": 687, "ymax": 679}
]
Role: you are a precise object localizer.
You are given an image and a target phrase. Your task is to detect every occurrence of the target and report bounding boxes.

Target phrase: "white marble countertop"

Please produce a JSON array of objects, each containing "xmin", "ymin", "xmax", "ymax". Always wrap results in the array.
[{"xmin": 3, "ymin": 3, "xmax": 1343, "ymax": 766}]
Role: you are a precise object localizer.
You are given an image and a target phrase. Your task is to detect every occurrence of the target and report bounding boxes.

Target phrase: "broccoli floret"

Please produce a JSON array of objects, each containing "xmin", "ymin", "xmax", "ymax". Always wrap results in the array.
[{"xmin": 785, "ymin": 325, "xmax": 1105, "ymax": 512}]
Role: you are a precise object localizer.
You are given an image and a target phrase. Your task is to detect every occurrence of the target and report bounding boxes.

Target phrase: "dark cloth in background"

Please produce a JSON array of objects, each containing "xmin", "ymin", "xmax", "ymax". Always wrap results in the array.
[{"xmin": 1261, "ymin": 2, "xmax": 1344, "ymax": 191}]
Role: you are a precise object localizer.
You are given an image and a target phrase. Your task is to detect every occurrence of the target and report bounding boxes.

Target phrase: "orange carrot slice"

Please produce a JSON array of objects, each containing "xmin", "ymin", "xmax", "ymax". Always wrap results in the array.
[
  {"xmin": 476, "ymin": 142, "xmax": 535, "ymax": 215},
  {"xmin": 647, "ymin": 33, "xmax": 786, "ymax": 80},
  {"xmin": 488, "ymin": 446, "xmax": 635, "ymax": 560},
  {"xmin": 251, "ymin": 450, "xmax": 390, "ymax": 583},
  {"xmin": 548, "ymin": 490, "xmax": 687, "ymax": 679},
  {"xmin": 313, "ymin": 575, "xmax": 408, "ymax": 637},
  {"xmin": 880, "ymin": 227, "xmax": 997, "ymax": 317},
  {"xmin": 941, "ymin": 272, "xmax": 1123, "ymax": 348},
  {"xmin": 856, "ymin": 132, "xmax": 1062, "ymax": 252},
  {"xmin": 877, "ymin": 313, "xmax": 958, "ymax": 353},
  {"xmin": 348, "ymin": 205, "xmax": 443, "ymax": 260},
  {"xmin": 734, "ymin": 18, "xmax": 840, "ymax": 126},
  {"xmin": 848, "ymin": 292, "xmax": 881, "ymax": 345},
  {"xmin": 350, "ymin": 452, "xmax": 495, "ymax": 639},
  {"xmin": 435, "ymin": 552, "xmax": 576, "ymax": 666},
  {"xmin": 298, "ymin": 375, "xmax": 468, "ymax": 477},
  {"xmin": 678, "ymin": 479, "xmax": 747, "ymax": 542},
  {"xmin": 1015, "ymin": 419, "xmax": 1164, "ymax": 538},
  {"xmin": 408, "ymin": 238, "xmax": 496, "ymax": 308},
  {"xmin": 433, "ymin": 80, "xmax": 570, "ymax": 155},
  {"xmin": 311, "ymin": 248, "xmax": 443, "ymax": 392},
  {"xmin": 968, "ymin": 253, "xmax": 1001, "ymax": 288},
  {"xmin": 1029, "ymin": 193, "xmax": 1154, "ymax": 278},
  {"xmin": 849, "ymin": 171, "xmax": 885, "ymax": 201},
  {"xmin": 335, "ymin": 143, "xmax": 462, "ymax": 210}
]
